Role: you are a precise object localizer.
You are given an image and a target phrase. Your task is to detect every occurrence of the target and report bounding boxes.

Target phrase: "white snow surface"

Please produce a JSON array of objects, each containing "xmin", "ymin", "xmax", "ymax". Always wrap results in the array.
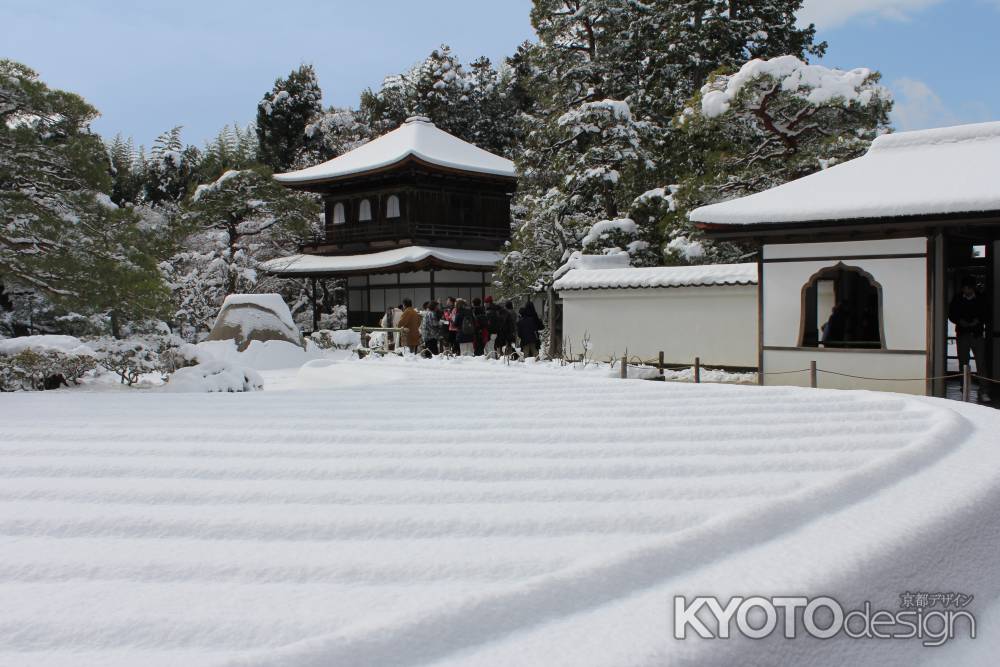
[
  {"xmin": 1, "ymin": 356, "xmax": 998, "ymax": 666},
  {"xmin": 690, "ymin": 120, "xmax": 1000, "ymax": 225},
  {"xmin": 261, "ymin": 246, "xmax": 503, "ymax": 276},
  {"xmin": 0, "ymin": 334, "xmax": 96, "ymax": 357},
  {"xmin": 273, "ymin": 116, "xmax": 515, "ymax": 184},
  {"xmin": 164, "ymin": 361, "xmax": 264, "ymax": 393},
  {"xmin": 554, "ymin": 262, "xmax": 758, "ymax": 291},
  {"xmin": 191, "ymin": 339, "xmax": 325, "ymax": 371}
]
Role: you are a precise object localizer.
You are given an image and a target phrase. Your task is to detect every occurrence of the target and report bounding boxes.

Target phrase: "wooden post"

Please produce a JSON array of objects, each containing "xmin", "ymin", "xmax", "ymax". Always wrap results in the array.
[
  {"xmin": 694, "ymin": 357, "xmax": 701, "ymax": 383},
  {"xmin": 810, "ymin": 360, "xmax": 817, "ymax": 388},
  {"xmin": 658, "ymin": 351, "xmax": 664, "ymax": 377},
  {"xmin": 962, "ymin": 364, "xmax": 972, "ymax": 402},
  {"xmin": 620, "ymin": 356, "xmax": 627, "ymax": 379}
]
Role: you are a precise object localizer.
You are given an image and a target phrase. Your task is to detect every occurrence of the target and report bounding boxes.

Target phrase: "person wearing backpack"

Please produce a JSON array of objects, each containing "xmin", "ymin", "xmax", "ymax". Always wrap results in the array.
[
  {"xmin": 454, "ymin": 298, "xmax": 476, "ymax": 356},
  {"xmin": 517, "ymin": 306, "xmax": 540, "ymax": 359},
  {"xmin": 483, "ymin": 295, "xmax": 502, "ymax": 356},
  {"xmin": 471, "ymin": 297, "xmax": 489, "ymax": 356},
  {"xmin": 495, "ymin": 301, "xmax": 517, "ymax": 357}
]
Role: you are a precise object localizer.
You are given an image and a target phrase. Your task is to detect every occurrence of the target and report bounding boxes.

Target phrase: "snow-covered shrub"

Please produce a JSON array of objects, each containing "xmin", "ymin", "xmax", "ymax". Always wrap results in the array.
[
  {"xmin": 158, "ymin": 342, "xmax": 200, "ymax": 375},
  {"xmin": 165, "ymin": 361, "xmax": 263, "ymax": 393},
  {"xmin": 0, "ymin": 349, "xmax": 97, "ymax": 391},
  {"xmin": 92, "ymin": 337, "xmax": 163, "ymax": 386},
  {"xmin": 309, "ymin": 329, "xmax": 361, "ymax": 351}
]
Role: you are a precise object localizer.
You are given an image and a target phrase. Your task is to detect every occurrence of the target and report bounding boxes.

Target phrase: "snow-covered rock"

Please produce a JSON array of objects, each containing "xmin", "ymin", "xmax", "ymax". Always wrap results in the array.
[
  {"xmin": 207, "ymin": 293, "xmax": 304, "ymax": 351},
  {"xmin": 164, "ymin": 360, "xmax": 263, "ymax": 392}
]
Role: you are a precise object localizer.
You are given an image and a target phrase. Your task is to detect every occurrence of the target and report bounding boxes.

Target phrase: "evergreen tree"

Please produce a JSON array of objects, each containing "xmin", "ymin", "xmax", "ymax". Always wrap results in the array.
[
  {"xmin": 360, "ymin": 46, "xmax": 524, "ymax": 157},
  {"xmin": 107, "ymin": 134, "xmax": 145, "ymax": 205},
  {"xmin": 0, "ymin": 59, "xmax": 170, "ymax": 335},
  {"xmin": 144, "ymin": 126, "xmax": 200, "ymax": 205},
  {"xmin": 255, "ymin": 64, "xmax": 323, "ymax": 172},
  {"xmin": 498, "ymin": 0, "xmax": 831, "ymax": 297},
  {"xmin": 663, "ymin": 55, "xmax": 892, "ymax": 263}
]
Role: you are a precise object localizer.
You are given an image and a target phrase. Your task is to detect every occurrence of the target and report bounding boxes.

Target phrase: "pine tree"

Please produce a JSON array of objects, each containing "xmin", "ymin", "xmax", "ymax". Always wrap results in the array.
[
  {"xmin": 664, "ymin": 55, "xmax": 893, "ymax": 262},
  {"xmin": 0, "ymin": 60, "xmax": 170, "ymax": 335},
  {"xmin": 255, "ymin": 65, "xmax": 323, "ymax": 172},
  {"xmin": 498, "ymin": 0, "xmax": 832, "ymax": 297}
]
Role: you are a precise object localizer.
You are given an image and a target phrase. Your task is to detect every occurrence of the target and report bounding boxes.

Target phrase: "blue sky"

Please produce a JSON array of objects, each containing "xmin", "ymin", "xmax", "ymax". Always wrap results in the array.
[{"xmin": 3, "ymin": 0, "xmax": 999, "ymax": 147}]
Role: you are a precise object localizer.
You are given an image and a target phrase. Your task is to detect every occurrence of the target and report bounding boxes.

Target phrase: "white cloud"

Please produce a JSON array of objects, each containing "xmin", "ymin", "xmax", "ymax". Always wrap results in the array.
[
  {"xmin": 798, "ymin": 0, "xmax": 945, "ymax": 29},
  {"xmin": 890, "ymin": 78, "xmax": 960, "ymax": 131}
]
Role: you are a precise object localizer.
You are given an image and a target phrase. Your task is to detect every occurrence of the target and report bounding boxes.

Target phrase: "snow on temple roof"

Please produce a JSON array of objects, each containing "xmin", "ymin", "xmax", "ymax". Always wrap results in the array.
[
  {"xmin": 690, "ymin": 120, "xmax": 1000, "ymax": 226},
  {"xmin": 274, "ymin": 116, "xmax": 516, "ymax": 184},
  {"xmin": 554, "ymin": 262, "xmax": 757, "ymax": 291},
  {"xmin": 261, "ymin": 246, "xmax": 503, "ymax": 276}
]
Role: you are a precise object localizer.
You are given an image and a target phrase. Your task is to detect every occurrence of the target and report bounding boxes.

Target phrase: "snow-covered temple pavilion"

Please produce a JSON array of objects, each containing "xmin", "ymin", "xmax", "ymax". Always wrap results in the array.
[
  {"xmin": 692, "ymin": 120, "xmax": 1000, "ymax": 398},
  {"xmin": 263, "ymin": 116, "xmax": 517, "ymax": 327}
]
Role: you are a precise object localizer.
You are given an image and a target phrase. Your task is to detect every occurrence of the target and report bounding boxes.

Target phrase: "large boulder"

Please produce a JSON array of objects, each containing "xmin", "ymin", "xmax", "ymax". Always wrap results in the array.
[{"xmin": 207, "ymin": 294, "xmax": 304, "ymax": 351}]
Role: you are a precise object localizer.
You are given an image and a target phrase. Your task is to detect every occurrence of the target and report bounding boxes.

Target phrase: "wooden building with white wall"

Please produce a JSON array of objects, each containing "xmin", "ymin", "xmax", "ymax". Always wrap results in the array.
[
  {"xmin": 262, "ymin": 116, "xmax": 516, "ymax": 327},
  {"xmin": 691, "ymin": 121, "xmax": 1000, "ymax": 397}
]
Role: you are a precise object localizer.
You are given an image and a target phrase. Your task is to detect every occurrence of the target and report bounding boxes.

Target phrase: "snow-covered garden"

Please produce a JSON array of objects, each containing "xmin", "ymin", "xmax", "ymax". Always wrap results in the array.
[{"xmin": 1, "ymin": 339, "xmax": 999, "ymax": 666}]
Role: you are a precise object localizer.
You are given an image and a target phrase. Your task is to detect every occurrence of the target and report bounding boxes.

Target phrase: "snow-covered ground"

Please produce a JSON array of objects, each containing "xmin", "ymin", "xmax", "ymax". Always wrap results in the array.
[{"xmin": 1, "ymin": 354, "xmax": 998, "ymax": 666}]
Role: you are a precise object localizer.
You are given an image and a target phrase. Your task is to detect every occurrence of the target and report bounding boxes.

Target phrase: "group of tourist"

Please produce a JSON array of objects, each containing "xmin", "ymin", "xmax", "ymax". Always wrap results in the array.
[{"xmin": 380, "ymin": 296, "xmax": 545, "ymax": 358}]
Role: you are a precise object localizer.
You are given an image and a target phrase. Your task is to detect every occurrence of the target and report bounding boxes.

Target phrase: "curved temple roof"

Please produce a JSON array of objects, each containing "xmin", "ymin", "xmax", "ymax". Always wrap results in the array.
[
  {"xmin": 274, "ymin": 116, "xmax": 516, "ymax": 185},
  {"xmin": 261, "ymin": 246, "xmax": 503, "ymax": 277},
  {"xmin": 690, "ymin": 120, "xmax": 1000, "ymax": 227}
]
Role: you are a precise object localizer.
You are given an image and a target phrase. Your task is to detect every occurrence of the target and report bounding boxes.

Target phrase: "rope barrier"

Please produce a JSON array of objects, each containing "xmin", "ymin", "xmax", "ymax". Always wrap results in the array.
[
  {"xmin": 817, "ymin": 370, "xmax": 963, "ymax": 382},
  {"xmin": 973, "ymin": 374, "xmax": 1000, "ymax": 385},
  {"xmin": 761, "ymin": 368, "xmax": 812, "ymax": 376}
]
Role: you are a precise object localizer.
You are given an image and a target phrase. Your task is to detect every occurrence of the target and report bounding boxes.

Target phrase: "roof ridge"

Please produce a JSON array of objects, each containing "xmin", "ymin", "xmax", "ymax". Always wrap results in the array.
[{"xmin": 869, "ymin": 120, "xmax": 1000, "ymax": 152}]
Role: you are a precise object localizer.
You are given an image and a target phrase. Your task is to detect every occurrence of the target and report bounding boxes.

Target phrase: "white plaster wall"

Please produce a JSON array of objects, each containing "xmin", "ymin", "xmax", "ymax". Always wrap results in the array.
[
  {"xmin": 762, "ymin": 239, "xmax": 927, "ymax": 351},
  {"xmin": 761, "ymin": 237, "xmax": 929, "ymax": 395},
  {"xmin": 763, "ymin": 237, "xmax": 926, "ymax": 260},
  {"xmin": 763, "ymin": 348, "xmax": 927, "ymax": 395},
  {"xmin": 559, "ymin": 285, "xmax": 758, "ymax": 366}
]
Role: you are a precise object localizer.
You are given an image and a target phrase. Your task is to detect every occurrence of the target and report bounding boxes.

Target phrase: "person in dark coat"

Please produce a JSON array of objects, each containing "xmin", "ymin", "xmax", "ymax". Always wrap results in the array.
[
  {"xmin": 453, "ymin": 298, "xmax": 476, "ymax": 356},
  {"xmin": 949, "ymin": 276, "xmax": 991, "ymax": 401},
  {"xmin": 471, "ymin": 297, "xmax": 488, "ymax": 356},
  {"xmin": 517, "ymin": 306, "xmax": 540, "ymax": 358},
  {"xmin": 494, "ymin": 301, "xmax": 517, "ymax": 357}
]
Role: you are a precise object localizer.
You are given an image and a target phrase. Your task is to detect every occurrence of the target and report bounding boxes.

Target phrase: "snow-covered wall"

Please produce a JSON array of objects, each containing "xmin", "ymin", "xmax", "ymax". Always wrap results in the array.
[
  {"xmin": 761, "ymin": 237, "xmax": 929, "ymax": 395},
  {"xmin": 559, "ymin": 285, "xmax": 758, "ymax": 366}
]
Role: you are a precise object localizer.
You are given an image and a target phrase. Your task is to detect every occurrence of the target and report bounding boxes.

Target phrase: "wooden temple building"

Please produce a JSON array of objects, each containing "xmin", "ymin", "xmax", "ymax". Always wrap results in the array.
[{"xmin": 263, "ymin": 116, "xmax": 517, "ymax": 327}]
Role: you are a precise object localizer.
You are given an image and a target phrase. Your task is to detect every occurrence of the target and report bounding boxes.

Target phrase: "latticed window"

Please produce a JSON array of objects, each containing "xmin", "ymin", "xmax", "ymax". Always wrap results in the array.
[{"xmin": 359, "ymin": 199, "xmax": 372, "ymax": 222}]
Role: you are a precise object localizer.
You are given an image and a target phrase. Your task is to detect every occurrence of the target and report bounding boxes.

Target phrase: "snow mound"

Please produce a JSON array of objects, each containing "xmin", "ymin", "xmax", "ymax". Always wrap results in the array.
[
  {"xmin": 193, "ymin": 339, "xmax": 324, "ymax": 371},
  {"xmin": 0, "ymin": 335, "xmax": 96, "ymax": 357},
  {"xmin": 164, "ymin": 361, "xmax": 263, "ymax": 393},
  {"xmin": 207, "ymin": 294, "xmax": 303, "ymax": 351}
]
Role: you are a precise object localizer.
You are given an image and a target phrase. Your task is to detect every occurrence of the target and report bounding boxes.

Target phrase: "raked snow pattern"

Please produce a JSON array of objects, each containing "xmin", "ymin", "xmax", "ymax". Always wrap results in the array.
[{"xmin": 0, "ymin": 358, "xmax": 968, "ymax": 666}]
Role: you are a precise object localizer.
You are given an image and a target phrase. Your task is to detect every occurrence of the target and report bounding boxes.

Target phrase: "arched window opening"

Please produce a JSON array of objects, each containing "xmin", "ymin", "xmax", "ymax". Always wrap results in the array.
[
  {"xmin": 386, "ymin": 194, "xmax": 401, "ymax": 219},
  {"xmin": 332, "ymin": 202, "xmax": 346, "ymax": 225},
  {"xmin": 800, "ymin": 264, "xmax": 884, "ymax": 349},
  {"xmin": 358, "ymin": 199, "xmax": 372, "ymax": 222}
]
